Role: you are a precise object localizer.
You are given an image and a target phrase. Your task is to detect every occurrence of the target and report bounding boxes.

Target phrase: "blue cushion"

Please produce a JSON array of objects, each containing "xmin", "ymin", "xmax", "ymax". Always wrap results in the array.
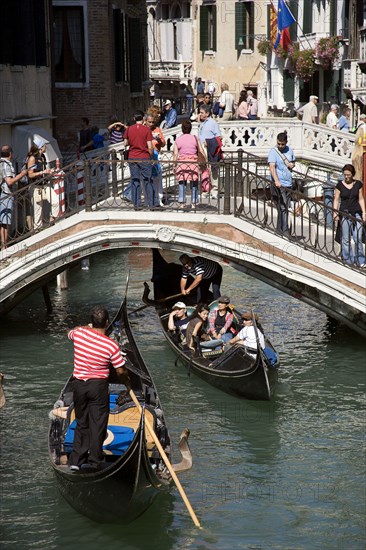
[
  {"xmin": 64, "ymin": 420, "xmax": 135, "ymax": 455},
  {"xmin": 263, "ymin": 347, "xmax": 279, "ymax": 368}
]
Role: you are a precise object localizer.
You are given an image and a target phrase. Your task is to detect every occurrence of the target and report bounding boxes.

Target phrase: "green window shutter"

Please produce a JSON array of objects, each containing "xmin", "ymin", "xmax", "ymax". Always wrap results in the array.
[
  {"xmin": 212, "ymin": 6, "xmax": 217, "ymax": 51},
  {"xmin": 235, "ymin": 2, "xmax": 246, "ymax": 51},
  {"xmin": 283, "ymin": 70, "xmax": 294, "ymax": 101},
  {"xmin": 200, "ymin": 6, "xmax": 209, "ymax": 51},
  {"xmin": 249, "ymin": 2, "xmax": 254, "ymax": 50},
  {"xmin": 267, "ymin": 4, "xmax": 271, "ymax": 41},
  {"xmin": 289, "ymin": 1, "xmax": 298, "ymax": 42},
  {"xmin": 303, "ymin": 1, "xmax": 312, "ymax": 34},
  {"xmin": 329, "ymin": 0, "xmax": 337, "ymax": 35}
]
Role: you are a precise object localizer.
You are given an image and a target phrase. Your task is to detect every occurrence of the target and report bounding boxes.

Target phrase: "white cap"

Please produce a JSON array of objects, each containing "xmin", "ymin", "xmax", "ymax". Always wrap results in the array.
[
  {"xmin": 331, "ymin": 104, "xmax": 339, "ymax": 110},
  {"xmin": 164, "ymin": 99, "xmax": 172, "ymax": 106},
  {"xmin": 360, "ymin": 113, "xmax": 366, "ymax": 119},
  {"xmin": 172, "ymin": 301, "xmax": 186, "ymax": 309},
  {"xmin": 310, "ymin": 95, "xmax": 318, "ymax": 100}
]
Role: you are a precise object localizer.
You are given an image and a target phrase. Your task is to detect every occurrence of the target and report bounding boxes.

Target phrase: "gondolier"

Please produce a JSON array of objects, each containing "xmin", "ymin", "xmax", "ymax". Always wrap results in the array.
[
  {"xmin": 179, "ymin": 253, "xmax": 222, "ymax": 303},
  {"xmin": 68, "ymin": 305, "xmax": 130, "ymax": 473}
]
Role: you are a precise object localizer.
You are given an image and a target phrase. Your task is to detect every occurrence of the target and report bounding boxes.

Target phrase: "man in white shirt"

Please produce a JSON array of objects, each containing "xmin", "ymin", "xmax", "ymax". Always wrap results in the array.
[
  {"xmin": 300, "ymin": 95, "xmax": 318, "ymax": 124},
  {"xmin": 326, "ymin": 104, "xmax": 339, "ymax": 129},
  {"xmin": 228, "ymin": 312, "xmax": 265, "ymax": 353},
  {"xmin": 219, "ymin": 82, "xmax": 235, "ymax": 121}
]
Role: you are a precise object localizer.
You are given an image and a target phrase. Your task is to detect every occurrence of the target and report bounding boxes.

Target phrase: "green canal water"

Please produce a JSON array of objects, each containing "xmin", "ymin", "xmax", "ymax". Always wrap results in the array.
[{"xmin": 0, "ymin": 249, "xmax": 365, "ymax": 550}]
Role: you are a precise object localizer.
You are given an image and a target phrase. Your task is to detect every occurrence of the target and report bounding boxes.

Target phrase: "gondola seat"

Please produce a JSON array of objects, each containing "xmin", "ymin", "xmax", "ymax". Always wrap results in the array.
[{"xmin": 63, "ymin": 420, "xmax": 135, "ymax": 456}]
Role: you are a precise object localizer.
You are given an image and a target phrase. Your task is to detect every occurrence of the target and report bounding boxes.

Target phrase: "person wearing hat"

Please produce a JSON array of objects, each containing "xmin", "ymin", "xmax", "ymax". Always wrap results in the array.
[
  {"xmin": 207, "ymin": 296, "xmax": 235, "ymax": 343},
  {"xmin": 161, "ymin": 99, "xmax": 177, "ymax": 129},
  {"xmin": 27, "ymin": 137, "xmax": 55, "ymax": 229},
  {"xmin": 326, "ymin": 104, "xmax": 339, "ymax": 129},
  {"xmin": 228, "ymin": 312, "xmax": 265, "ymax": 353},
  {"xmin": 300, "ymin": 95, "xmax": 318, "ymax": 124},
  {"xmin": 168, "ymin": 301, "xmax": 189, "ymax": 338}
]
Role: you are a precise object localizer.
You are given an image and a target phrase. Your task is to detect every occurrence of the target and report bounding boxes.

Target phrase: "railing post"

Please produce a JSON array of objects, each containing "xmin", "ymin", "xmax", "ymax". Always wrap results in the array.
[
  {"xmin": 111, "ymin": 149, "xmax": 118, "ymax": 197},
  {"xmin": 84, "ymin": 160, "xmax": 92, "ymax": 212},
  {"xmin": 223, "ymin": 161, "xmax": 231, "ymax": 215},
  {"xmin": 236, "ymin": 148, "xmax": 243, "ymax": 198}
]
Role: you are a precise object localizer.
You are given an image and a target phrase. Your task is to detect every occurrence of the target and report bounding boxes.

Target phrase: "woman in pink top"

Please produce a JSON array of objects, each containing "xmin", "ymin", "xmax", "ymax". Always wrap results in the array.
[
  {"xmin": 236, "ymin": 90, "xmax": 249, "ymax": 120},
  {"xmin": 173, "ymin": 120, "xmax": 206, "ymax": 210}
]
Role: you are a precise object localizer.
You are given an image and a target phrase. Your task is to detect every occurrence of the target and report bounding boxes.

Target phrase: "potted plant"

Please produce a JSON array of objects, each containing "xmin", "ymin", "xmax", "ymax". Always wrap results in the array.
[
  {"xmin": 288, "ymin": 43, "xmax": 316, "ymax": 82},
  {"xmin": 257, "ymin": 39, "xmax": 272, "ymax": 56},
  {"xmin": 315, "ymin": 36, "xmax": 340, "ymax": 69}
]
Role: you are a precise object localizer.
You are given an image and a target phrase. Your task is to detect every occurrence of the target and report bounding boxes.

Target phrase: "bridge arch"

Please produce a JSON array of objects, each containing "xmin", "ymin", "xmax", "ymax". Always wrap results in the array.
[{"xmin": 1, "ymin": 212, "xmax": 365, "ymax": 336}]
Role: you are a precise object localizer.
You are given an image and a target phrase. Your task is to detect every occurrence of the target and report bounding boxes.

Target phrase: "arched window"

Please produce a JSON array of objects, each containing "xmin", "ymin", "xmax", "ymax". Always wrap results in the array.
[
  {"xmin": 171, "ymin": 4, "xmax": 182, "ymax": 20},
  {"xmin": 182, "ymin": 2, "xmax": 190, "ymax": 19}
]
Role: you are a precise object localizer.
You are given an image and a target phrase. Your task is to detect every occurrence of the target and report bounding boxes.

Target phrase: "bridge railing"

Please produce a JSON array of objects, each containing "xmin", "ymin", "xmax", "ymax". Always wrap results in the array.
[{"xmin": 4, "ymin": 155, "xmax": 364, "ymax": 271}]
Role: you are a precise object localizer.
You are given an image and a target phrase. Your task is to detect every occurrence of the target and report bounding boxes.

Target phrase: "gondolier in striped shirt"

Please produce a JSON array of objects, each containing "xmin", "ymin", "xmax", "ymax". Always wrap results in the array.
[
  {"xmin": 179, "ymin": 254, "xmax": 222, "ymax": 303},
  {"xmin": 68, "ymin": 306, "xmax": 130, "ymax": 473}
]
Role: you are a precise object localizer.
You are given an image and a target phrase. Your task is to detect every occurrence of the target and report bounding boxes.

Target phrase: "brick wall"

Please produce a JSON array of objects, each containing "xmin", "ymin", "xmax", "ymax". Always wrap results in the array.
[{"xmin": 53, "ymin": 0, "xmax": 149, "ymax": 150}]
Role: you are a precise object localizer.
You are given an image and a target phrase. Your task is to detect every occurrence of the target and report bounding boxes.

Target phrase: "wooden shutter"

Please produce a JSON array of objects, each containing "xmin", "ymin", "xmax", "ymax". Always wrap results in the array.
[
  {"xmin": 129, "ymin": 18, "xmax": 142, "ymax": 93},
  {"xmin": 302, "ymin": 0, "xmax": 312, "ymax": 34},
  {"xmin": 283, "ymin": 70, "xmax": 294, "ymax": 101},
  {"xmin": 329, "ymin": 0, "xmax": 337, "ymax": 36},
  {"xmin": 200, "ymin": 6, "xmax": 209, "ymax": 51},
  {"xmin": 113, "ymin": 9, "xmax": 123, "ymax": 82},
  {"xmin": 248, "ymin": 2, "xmax": 254, "ymax": 50},
  {"xmin": 235, "ymin": 2, "xmax": 246, "ymax": 50},
  {"xmin": 212, "ymin": 6, "xmax": 217, "ymax": 51},
  {"xmin": 289, "ymin": 1, "xmax": 298, "ymax": 42}
]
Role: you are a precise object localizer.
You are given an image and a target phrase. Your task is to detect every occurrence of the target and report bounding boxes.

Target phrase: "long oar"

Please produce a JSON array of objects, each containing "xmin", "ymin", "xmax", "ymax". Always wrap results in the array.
[
  {"xmin": 129, "ymin": 292, "xmax": 184, "ymax": 315},
  {"xmin": 129, "ymin": 389, "xmax": 201, "ymax": 528}
]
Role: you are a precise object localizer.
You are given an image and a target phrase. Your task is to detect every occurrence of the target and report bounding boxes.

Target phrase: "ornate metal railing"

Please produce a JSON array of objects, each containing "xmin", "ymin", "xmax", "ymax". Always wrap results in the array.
[{"xmin": 3, "ymin": 152, "xmax": 364, "ymax": 272}]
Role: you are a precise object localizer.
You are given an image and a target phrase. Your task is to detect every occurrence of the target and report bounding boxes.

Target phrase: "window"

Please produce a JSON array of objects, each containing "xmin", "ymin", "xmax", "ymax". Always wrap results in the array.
[
  {"xmin": 302, "ymin": 0, "xmax": 313, "ymax": 34},
  {"xmin": 200, "ymin": 5, "xmax": 217, "ymax": 51},
  {"xmin": 235, "ymin": 1, "xmax": 254, "ymax": 51},
  {"xmin": 182, "ymin": 2, "xmax": 190, "ymax": 18},
  {"xmin": 161, "ymin": 4, "xmax": 169, "ymax": 20},
  {"xmin": 0, "ymin": 0, "xmax": 47, "ymax": 66},
  {"xmin": 172, "ymin": 4, "xmax": 182, "ymax": 19},
  {"xmin": 283, "ymin": 70, "xmax": 294, "ymax": 102},
  {"xmin": 54, "ymin": 4, "xmax": 87, "ymax": 84},
  {"xmin": 129, "ymin": 18, "xmax": 142, "ymax": 93}
]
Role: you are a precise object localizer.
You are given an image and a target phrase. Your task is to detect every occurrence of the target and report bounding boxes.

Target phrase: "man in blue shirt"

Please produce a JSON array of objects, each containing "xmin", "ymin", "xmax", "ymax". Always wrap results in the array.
[
  {"xmin": 198, "ymin": 105, "xmax": 222, "ymax": 199},
  {"xmin": 268, "ymin": 131, "xmax": 295, "ymax": 234},
  {"xmin": 162, "ymin": 100, "xmax": 177, "ymax": 129}
]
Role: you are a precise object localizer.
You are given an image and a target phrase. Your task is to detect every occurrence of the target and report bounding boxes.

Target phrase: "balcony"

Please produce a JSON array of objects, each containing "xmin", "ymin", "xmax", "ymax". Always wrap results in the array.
[
  {"xmin": 149, "ymin": 60, "xmax": 192, "ymax": 81},
  {"xmin": 358, "ymin": 28, "xmax": 366, "ymax": 73}
]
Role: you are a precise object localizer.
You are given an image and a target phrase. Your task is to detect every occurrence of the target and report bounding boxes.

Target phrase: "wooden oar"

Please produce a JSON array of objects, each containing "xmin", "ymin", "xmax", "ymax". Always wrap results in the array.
[
  {"xmin": 129, "ymin": 389, "xmax": 201, "ymax": 528},
  {"xmin": 129, "ymin": 292, "xmax": 184, "ymax": 315},
  {"xmin": 0, "ymin": 373, "xmax": 5, "ymax": 409}
]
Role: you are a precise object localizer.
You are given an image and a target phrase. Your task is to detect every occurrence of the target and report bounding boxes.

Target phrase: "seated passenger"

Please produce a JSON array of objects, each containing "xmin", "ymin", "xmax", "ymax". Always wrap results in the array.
[
  {"xmin": 168, "ymin": 301, "xmax": 189, "ymax": 340},
  {"xmin": 186, "ymin": 304, "xmax": 223, "ymax": 353},
  {"xmin": 228, "ymin": 312, "xmax": 265, "ymax": 353},
  {"xmin": 207, "ymin": 295, "xmax": 235, "ymax": 344}
]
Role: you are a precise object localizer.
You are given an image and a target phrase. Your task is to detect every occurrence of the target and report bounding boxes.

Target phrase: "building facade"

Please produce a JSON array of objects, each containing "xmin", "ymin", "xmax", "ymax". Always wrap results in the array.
[
  {"xmin": 53, "ymin": 0, "xmax": 150, "ymax": 147},
  {"xmin": 0, "ymin": 0, "xmax": 54, "ymax": 147}
]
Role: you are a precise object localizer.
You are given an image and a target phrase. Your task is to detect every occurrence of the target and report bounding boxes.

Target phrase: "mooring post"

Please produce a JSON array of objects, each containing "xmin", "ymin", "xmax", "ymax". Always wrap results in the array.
[
  {"xmin": 111, "ymin": 149, "xmax": 118, "ymax": 197},
  {"xmin": 84, "ymin": 160, "xmax": 92, "ymax": 212},
  {"xmin": 42, "ymin": 285, "xmax": 53, "ymax": 312}
]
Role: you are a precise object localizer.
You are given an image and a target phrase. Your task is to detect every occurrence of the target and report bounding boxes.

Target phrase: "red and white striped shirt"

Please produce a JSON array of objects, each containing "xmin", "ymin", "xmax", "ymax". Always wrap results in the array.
[{"xmin": 68, "ymin": 327, "xmax": 125, "ymax": 380}]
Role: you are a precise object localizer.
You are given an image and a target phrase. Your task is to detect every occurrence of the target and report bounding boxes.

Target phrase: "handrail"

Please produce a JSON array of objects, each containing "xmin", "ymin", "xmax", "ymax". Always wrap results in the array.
[{"xmin": 2, "ymin": 156, "xmax": 364, "ymax": 273}]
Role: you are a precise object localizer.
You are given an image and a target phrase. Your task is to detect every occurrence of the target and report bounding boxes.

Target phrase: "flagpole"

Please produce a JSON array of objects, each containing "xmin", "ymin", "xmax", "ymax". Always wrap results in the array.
[{"xmin": 281, "ymin": 0, "xmax": 314, "ymax": 51}]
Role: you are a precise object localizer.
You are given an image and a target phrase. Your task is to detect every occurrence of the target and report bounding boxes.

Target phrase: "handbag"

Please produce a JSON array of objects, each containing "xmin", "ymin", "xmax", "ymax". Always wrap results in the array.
[{"xmin": 195, "ymin": 136, "xmax": 207, "ymax": 168}]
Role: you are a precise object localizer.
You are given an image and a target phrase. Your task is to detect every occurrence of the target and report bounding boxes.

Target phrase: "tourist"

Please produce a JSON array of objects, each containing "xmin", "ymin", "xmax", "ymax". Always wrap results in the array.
[
  {"xmin": 337, "ymin": 107, "xmax": 351, "ymax": 132},
  {"xmin": 173, "ymin": 119, "xmax": 206, "ymax": 210},
  {"xmin": 68, "ymin": 306, "xmax": 130, "ymax": 472},
  {"xmin": 228, "ymin": 312, "xmax": 265, "ymax": 352},
  {"xmin": 198, "ymin": 104, "xmax": 222, "ymax": 199},
  {"xmin": 161, "ymin": 100, "xmax": 177, "ymax": 129},
  {"xmin": 185, "ymin": 79, "xmax": 194, "ymax": 113},
  {"xmin": 333, "ymin": 164, "xmax": 365, "ymax": 266},
  {"xmin": 123, "ymin": 110, "xmax": 154, "ymax": 208},
  {"xmin": 195, "ymin": 77, "xmax": 205, "ymax": 95},
  {"xmin": 299, "ymin": 95, "xmax": 318, "ymax": 124},
  {"xmin": 351, "ymin": 113, "xmax": 365, "ymax": 181},
  {"xmin": 27, "ymin": 138, "xmax": 57, "ymax": 229},
  {"xmin": 207, "ymin": 295, "xmax": 235, "ymax": 343},
  {"xmin": 268, "ymin": 131, "xmax": 296, "ymax": 234},
  {"xmin": 0, "ymin": 145, "xmax": 28, "ymax": 248},
  {"xmin": 218, "ymin": 82, "xmax": 235, "ymax": 121},
  {"xmin": 326, "ymin": 104, "xmax": 339, "ymax": 129},
  {"xmin": 246, "ymin": 90, "xmax": 258, "ymax": 120},
  {"xmin": 236, "ymin": 90, "xmax": 249, "ymax": 120},
  {"xmin": 145, "ymin": 113, "xmax": 166, "ymax": 207},
  {"xmin": 108, "ymin": 120, "xmax": 125, "ymax": 145},
  {"xmin": 78, "ymin": 117, "xmax": 93, "ymax": 152},
  {"xmin": 179, "ymin": 253, "xmax": 222, "ymax": 302},
  {"xmin": 168, "ymin": 301, "xmax": 189, "ymax": 339},
  {"xmin": 185, "ymin": 304, "xmax": 212, "ymax": 352}
]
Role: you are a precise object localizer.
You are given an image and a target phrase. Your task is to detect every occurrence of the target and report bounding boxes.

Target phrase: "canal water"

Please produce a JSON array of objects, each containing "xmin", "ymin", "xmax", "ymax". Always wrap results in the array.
[{"xmin": 0, "ymin": 249, "xmax": 364, "ymax": 550}]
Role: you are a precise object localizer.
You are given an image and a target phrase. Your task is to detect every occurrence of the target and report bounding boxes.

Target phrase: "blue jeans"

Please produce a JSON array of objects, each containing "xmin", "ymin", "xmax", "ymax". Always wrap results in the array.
[
  {"xmin": 178, "ymin": 180, "xmax": 198, "ymax": 204},
  {"xmin": 272, "ymin": 185, "xmax": 291, "ymax": 233},
  {"xmin": 129, "ymin": 159, "xmax": 152, "ymax": 207},
  {"xmin": 341, "ymin": 214, "xmax": 365, "ymax": 266}
]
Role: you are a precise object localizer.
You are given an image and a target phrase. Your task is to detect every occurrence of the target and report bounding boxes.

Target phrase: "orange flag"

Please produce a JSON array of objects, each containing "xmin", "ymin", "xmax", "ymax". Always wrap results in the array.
[{"xmin": 270, "ymin": 1, "xmax": 278, "ymax": 46}]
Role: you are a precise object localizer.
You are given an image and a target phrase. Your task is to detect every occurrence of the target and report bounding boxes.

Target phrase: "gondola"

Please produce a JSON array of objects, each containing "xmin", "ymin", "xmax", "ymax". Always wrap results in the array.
[
  {"xmin": 143, "ymin": 249, "xmax": 279, "ymax": 401},
  {"xmin": 48, "ymin": 292, "xmax": 192, "ymax": 523}
]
